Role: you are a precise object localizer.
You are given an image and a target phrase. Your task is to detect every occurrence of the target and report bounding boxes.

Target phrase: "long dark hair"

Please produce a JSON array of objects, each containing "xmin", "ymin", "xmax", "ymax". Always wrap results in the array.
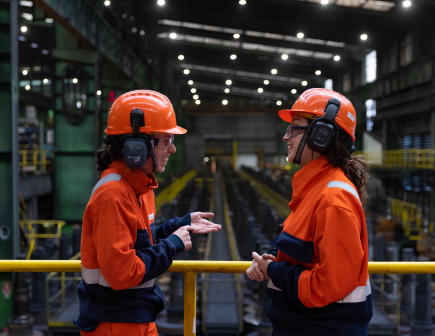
[
  {"xmin": 327, "ymin": 138, "xmax": 370, "ymax": 206},
  {"xmin": 96, "ymin": 142, "xmax": 124, "ymax": 172}
]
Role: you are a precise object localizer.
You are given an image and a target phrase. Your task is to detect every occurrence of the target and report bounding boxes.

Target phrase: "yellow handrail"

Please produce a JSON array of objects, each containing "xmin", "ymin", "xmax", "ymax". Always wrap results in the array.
[
  {"xmin": 2, "ymin": 260, "xmax": 435, "ymax": 336},
  {"xmin": 390, "ymin": 198, "xmax": 421, "ymax": 239},
  {"xmin": 19, "ymin": 149, "xmax": 53, "ymax": 175},
  {"xmin": 357, "ymin": 149, "xmax": 435, "ymax": 169}
]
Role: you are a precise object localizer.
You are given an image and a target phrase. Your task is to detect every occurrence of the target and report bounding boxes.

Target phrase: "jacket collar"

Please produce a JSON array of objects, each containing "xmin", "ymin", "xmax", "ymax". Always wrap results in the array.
[
  {"xmin": 107, "ymin": 159, "xmax": 158, "ymax": 195},
  {"xmin": 289, "ymin": 155, "xmax": 332, "ymax": 211}
]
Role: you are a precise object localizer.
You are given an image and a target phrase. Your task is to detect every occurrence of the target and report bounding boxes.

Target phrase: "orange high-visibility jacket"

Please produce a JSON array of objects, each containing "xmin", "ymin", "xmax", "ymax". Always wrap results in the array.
[{"xmin": 266, "ymin": 156, "xmax": 372, "ymax": 335}]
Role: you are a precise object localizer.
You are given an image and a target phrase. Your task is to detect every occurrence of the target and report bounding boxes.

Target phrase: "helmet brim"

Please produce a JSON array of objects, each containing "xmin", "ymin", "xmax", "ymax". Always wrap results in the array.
[{"xmin": 154, "ymin": 125, "xmax": 187, "ymax": 135}]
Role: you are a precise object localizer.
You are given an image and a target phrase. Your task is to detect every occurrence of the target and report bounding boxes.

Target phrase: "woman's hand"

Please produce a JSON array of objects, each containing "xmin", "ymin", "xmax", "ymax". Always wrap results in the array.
[
  {"xmin": 190, "ymin": 212, "xmax": 222, "ymax": 234},
  {"xmin": 172, "ymin": 226, "xmax": 193, "ymax": 251},
  {"xmin": 247, "ymin": 252, "xmax": 273, "ymax": 281}
]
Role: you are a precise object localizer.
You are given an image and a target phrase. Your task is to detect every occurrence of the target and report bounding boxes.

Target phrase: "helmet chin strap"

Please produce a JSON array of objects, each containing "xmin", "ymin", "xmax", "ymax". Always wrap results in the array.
[
  {"xmin": 292, "ymin": 123, "xmax": 313, "ymax": 165},
  {"xmin": 148, "ymin": 136, "xmax": 159, "ymax": 174}
]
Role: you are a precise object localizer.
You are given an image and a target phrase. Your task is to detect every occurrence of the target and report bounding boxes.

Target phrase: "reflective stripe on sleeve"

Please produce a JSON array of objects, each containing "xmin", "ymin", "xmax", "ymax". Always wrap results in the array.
[
  {"xmin": 327, "ymin": 180, "xmax": 361, "ymax": 204},
  {"xmin": 90, "ymin": 173, "xmax": 122, "ymax": 198},
  {"xmin": 336, "ymin": 278, "xmax": 371, "ymax": 303},
  {"xmin": 81, "ymin": 266, "xmax": 155, "ymax": 289}
]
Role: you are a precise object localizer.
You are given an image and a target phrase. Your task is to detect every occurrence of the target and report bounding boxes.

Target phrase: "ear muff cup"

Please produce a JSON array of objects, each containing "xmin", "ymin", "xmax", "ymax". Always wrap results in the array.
[
  {"xmin": 307, "ymin": 120, "xmax": 339, "ymax": 153},
  {"xmin": 123, "ymin": 137, "xmax": 149, "ymax": 169}
]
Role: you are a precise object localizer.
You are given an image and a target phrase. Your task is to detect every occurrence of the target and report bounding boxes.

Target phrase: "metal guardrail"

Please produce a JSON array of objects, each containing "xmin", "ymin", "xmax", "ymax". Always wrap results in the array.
[
  {"xmin": 238, "ymin": 169, "xmax": 290, "ymax": 218},
  {"xmin": 357, "ymin": 149, "xmax": 435, "ymax": 170},
  {"xmin": 2, "ymin": 261, "xmax": 435, "ymax": 336},
  {"xmin": 155, "ymin": 170, "xmax": 197, "ymax": 214},
  {"xmin": 19, "ymin": 149, "xmax": 53, "ymax": 175}
]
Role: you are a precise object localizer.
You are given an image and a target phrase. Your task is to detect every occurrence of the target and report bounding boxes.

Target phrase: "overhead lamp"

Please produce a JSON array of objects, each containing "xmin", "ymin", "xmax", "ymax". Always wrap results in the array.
[
  {"xmin": 230, "ymin": 54, "xmax": 237, "ymax": 60},
  {"xmin": 132, "ymin": 27, "xmax": 137, "ymax": 33},
  {"xmin": 302, "ymin": 81, "xmax": 308, "ymax": 86},
  {"xmin": 191, "ymin": 88, "xmax": 196, "ymax": 93},
  {"xmin": 188, "ymin": 80, "xmax": 193, "ymax": 85},
  {"xmin": 271, "ymin": 69, "xmax": 277, "ymax": 75},
  {"xmin": 45, "ymin": 18, "xmax": 54, "ymax": 23},
  {"xmin": 25, "ymin": 85, "xmax": 30, "ymax": 90},
  {"xmin": 43, "ymin": 78, "xmax": 48, "ymax": 83},
  {"xmin": 281, "ymin": 54, "xmax": 288, "ymax": 60},
  {"xmin": 140, "ymin": 30, "xmax": 145, "ymax": 36},
  {"xmin": 222, "ymin": 100, "xmax": 228, "ymax": 105},
  {"xmin": 21, "ymin": 26, "xmax": 27, "ymax": 33},
  {"xmin": 360, "ymin": 34, "xmax": 368, "ymax": 41},
  {"xmin": 297, "ymin": 32, "xmax": 304, "ymax": 39},
  {"xmin": 97, "ymin": 90, "xmax": 102, "ymax": 95},
  {"xmin": 195, "ymin": 100, "xmax": 201, "ymax": 105},
  {"xmin": 258, "ymin": 88, "xmax": 263, "ymax": 93},
  {"xmin": 178, "ymin": 55, "xmax": 184, "ymax": 60},
  {"xmin": 333, "ymin": 55, "xmax": 340, "ymax": 61},
  {"xmin": 183, "ymin": 69, "xmax": 190, "ymax": 74},
  {"xmin": 193, "ymin": 95, "xmax": 199, "ymax": 100},
  {"xmin": 104, "ymin": 0, "xmax": 110, "ymax": 6},
  {"xmin": 73, "ymin": 78, "xmax": 78, "ymax": 83},
  {"xmin": 122, "ymin": 13, "xmax": 127, "ymax": 18},
  {"xmin": 30, "ymin": 43, "xmax": 38, "ymax": 49},
  {"xmin": 226, "ymin": 79, "xmax": 232, "ymax": 85},
  {"xmin": 130, "ymin": 16, "xmax": 135, "ymax": 21},
  {"xmin": 22, "ymin": 70, "xmax": 28, "ymax": 75},
  {"xmin": 276, "ymin": 101, "xmax": 282, "ymax": 106},
  {"xmin": 264, "ymin": 80, "xmax": 269, "ymax": 85},
  {"xmin": 169, "ymin": 32, "xmax": 177, "ymax": 39},
  {"xmin": 403, "ymin": 0, "xmax": 411, "ymax": 6},
  {"xmin": 321, "ymin": 0, "xmax": 329, "ymax": 4},
  {"xmin": 233, "ymin": 34, "xmax": 240, "ymax": 39},
  {"xmin": 204, "ymin": 157, "xmax": 209, "ymax": 162},
  {"xmin": 291, "ymin": 89, "xmax": 297, "ymax": 94},
  {"xmin": 224, "ymin": 88, "xmax": 230, "ymax": 93},
  {"xmin": 41, "ymin": 49, "xmax": 49, "ymax": 55},
  {"xmin": 315, "ymin": 70, "xmax": 321, "ymax": 75},
  {"xmin": 157, "ymin": 0, "xmax": 165, "ymax": 5},
  {"xmin": 239, "ymin": 0, "xmax": 246, "ymax": 4}
]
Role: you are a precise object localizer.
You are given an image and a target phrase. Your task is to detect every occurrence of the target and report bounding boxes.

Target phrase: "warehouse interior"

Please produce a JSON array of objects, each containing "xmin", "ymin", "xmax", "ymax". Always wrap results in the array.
[{"xmin": 1, "ymin": 0, "xmax": 435, "ymax": 335}]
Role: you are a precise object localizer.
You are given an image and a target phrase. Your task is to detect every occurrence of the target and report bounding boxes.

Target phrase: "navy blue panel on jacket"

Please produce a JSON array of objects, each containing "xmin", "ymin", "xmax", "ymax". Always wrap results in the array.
[{"xmin": 271, "ymin": 231, "xmax": 314, "ymax": 264}]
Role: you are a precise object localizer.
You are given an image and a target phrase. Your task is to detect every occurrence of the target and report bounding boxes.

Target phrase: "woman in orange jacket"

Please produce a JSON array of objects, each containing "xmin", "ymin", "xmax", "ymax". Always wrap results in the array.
[
  {"xmin": 247, "ymin": 89, "xmax": 372, "ymax": 335},
  {"xmin": 74, "ymin": 90, "xmax": 221, "ymax": 336}
]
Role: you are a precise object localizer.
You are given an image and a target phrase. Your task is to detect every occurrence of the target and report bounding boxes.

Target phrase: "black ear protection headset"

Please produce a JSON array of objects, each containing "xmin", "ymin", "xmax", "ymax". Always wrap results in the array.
[{"xmin": 103, "ymin": 109, "xmax": 155, "ymax": 170}]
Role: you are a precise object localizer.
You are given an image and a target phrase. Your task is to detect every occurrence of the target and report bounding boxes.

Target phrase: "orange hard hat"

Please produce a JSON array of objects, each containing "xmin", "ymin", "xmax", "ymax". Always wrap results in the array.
[
  {"xmin": 279, "ymin": 88, "xmax": 356, "ymax": 141},
  {"xmin": 105, "ymin": 90, "xmax": 187, "ymax": 135}
]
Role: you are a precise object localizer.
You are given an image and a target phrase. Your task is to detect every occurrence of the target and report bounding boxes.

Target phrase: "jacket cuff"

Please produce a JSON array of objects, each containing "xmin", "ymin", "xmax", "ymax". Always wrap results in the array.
[
  {"xmin": 267, "ymin": 261, "xmax": 279, "ymax": 280},
  {"xmin": 166, "ymin": 234, "xmax": 185, "ymax": 254},
  {"xmin": 177, "ymin": 213, "xmax": 191, "ymax": 227}
]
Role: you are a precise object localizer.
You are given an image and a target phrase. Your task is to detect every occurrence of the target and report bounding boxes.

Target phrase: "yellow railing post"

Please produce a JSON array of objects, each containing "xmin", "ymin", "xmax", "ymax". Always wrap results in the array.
[{"xmin": 184, "ymin": 271, "xmax": 197, "ymax": 336}]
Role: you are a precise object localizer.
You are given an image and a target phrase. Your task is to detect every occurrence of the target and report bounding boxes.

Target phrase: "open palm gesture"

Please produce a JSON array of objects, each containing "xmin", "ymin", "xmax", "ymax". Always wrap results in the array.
[{"xmin": 190, "ymin": 212, "xmax": 221, "ymax": 234}]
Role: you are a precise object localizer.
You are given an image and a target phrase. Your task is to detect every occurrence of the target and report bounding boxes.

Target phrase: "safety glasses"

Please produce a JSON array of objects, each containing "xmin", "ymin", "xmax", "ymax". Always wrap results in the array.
[
  {"xmin": 285, "ymin": 125, "xmax": 309, "ymax": 139},
  {"xmin": 152, "ymin": 135, "xmax": 175, "ymax": 149}
]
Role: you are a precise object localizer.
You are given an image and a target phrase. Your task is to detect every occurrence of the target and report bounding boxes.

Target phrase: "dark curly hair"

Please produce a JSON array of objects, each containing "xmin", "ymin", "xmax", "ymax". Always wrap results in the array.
[
  {"xmin": 327, "ymin": 138, "xmax": 370, "ymax": 206},
  {"xmin": 96, "ymin": 142, "xmax": 124, "ymax": 172}
]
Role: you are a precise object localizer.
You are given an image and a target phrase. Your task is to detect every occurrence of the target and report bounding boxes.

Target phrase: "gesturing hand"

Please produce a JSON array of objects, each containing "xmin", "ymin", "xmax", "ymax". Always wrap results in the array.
[
  {"xmin": 172, "ymin": 226, "xmax": 193, "ymax": 251},
  {"xmin": 190, "ymin": 212, "xmax": 222, "ymax": 234}
]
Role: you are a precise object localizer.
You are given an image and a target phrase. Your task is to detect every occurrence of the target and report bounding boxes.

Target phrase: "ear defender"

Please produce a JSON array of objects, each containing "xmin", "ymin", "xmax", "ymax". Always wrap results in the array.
[
  {"xmin": 123, "ymin": 109, "xmax": 149, "ymax": 169},
  {"xmin": 307, "ymin": 98, "xmax": 340, "ymax": 153}
]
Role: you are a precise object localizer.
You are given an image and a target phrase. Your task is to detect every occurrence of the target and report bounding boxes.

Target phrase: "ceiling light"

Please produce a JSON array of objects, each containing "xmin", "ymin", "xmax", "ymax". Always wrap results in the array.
[
  {"xmin": 178, "ymin": 55, "xmax": 184, "ymax": 60},
  {"xmin": 41, "ymin": 49, "xmax": 49, "ymax": 55},
  {"xmin": 140, "ymin": 30, "xmax": 145, "ymax": 36},
  {"xmin": 204, "ymin": 157, "xmax": 209, "ymax": 162},
  {"xmin": 321, "ymin": 0, "xmax": 329, "ymax": 4},
  {"xmin": 191, "ymin": 88, "xmax": 196, "ymax": 93},
  {"xmin": 22, "ymin": 13, "xmax": 33, "ymax": 20},
  {"xmin": 403, "ymin": 0, "xmax": 411, "ymax": 6},
  {"xmin": 230, "ymin": 54, "xmax": 237, "ymax": 60},
  {"xmin": 97, "ymin": 90, "xmax": 102, "ymax": 95},
  {"xmin": 43, "ymin": 78, "xmax": 48, "ymax": 83},
  {"xmin": 195, "ymin": 100, "xmax": 201, "ymax": 105},
  {"xmin": 30, "ymin": 43, "xmax": 38, "ymax": 48},
  {"xmin": 297, "ymin": 32, "xmax": 304, "ymax": 39},
  {"xmin": 360, "ymin": 34, "xmax": 368, "ymax": 41},
  {"xmin": 21, "ymin": 26, "xmax": 27, "ymax": 33},
  {"xmin": 271, "ymin": 69, "xmax": 277, "ymax": 75},
  {"xmin": 122, "ymin": 13, "xmax": 127, "ymax": 18},
  {"xmin": 239, "ymin": 0, "xmax": 246, "ymax": 4},
  {"xmin": 276, "ymin": 101, "xmax": 282, "ymax": 106},
  {"xmin": 222, "ymin": 100, "xmax": 228, "ymax": 105},
  {"xmin": 25, "ymin": 85, "xmax": 30, "ymax": 90},
  {"xmin": 22, "ymin": 70, "xmax": 28, "ymax": 75},
  {"xmin": 157, "ymin": 0, "xmax": 165, "ymax": 5},
  {"xmin": 281, "ymin": 54, "xmax": 288, "ymax": 60},
  {"xmin": 291, "ymin": 89, "xmax": 297, "ymax": 94},
  {"xmin": 193, "ymin": 95, "xmax": 199, "ymax": 99},
  {"xmin": 315, "ymin": 70, "xmax": 321, "ymax": 75},
  {"xmin": 226, "ymin": 79, "xmax": 232, "ymax": 85},
  {"xmin": 130, "ymin": 16, "xmax": 135, "ymax": 21},
  {"xmin": 183, "ymin": 69, "xmax": 190, "ymax": 74},
  {"xmin": 333, "ymin": 55, "xmax": 340, "ymax": 61},
  {"xmin": 302, "ymin": 81, "xmax": 308, "ymax": 86},
  {"xmin": 169, "ymin": 32, "xmax": 177, "ymax": 39},
  {"xmin": 104, "ymin": 0, "xmax": 110, "ymax": 6},
  {"xmin": 224, "ymin": 88, "xmax": 230, "ymax": 93},
  {"xmin": 73, "ymin": 78, "xmax": 78, "ymax": 83},
  {"xmin": 132, "ymin": 27, "xmax": 137, "ymax": 33},
  {"xmin": 19, "ymin": 1, "xmax": 33, "ymax": 7},
  {"xmin": 264, "ymin": 80, "xmax": 269, "ymax": 85},
  {"xmin": 258, "ymin": 88, "xmax": 263, "ymax": 93},
  {"xmin": 45, "ymin": 18, "xmax": 54, "ymax": 23},
  {"xmin": 188, "ymin": 80, "xmax": 193, "ymax": 85},
  {"xmin": 233, "ymin": 34, "xmax": 240, "ymax": 39}
]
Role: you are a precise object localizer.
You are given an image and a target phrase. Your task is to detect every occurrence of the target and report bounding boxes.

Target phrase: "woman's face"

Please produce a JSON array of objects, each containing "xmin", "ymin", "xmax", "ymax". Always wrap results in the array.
[{"xmin": 140, "ymin": 134, "xmax": 176, "ymax": 174}]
